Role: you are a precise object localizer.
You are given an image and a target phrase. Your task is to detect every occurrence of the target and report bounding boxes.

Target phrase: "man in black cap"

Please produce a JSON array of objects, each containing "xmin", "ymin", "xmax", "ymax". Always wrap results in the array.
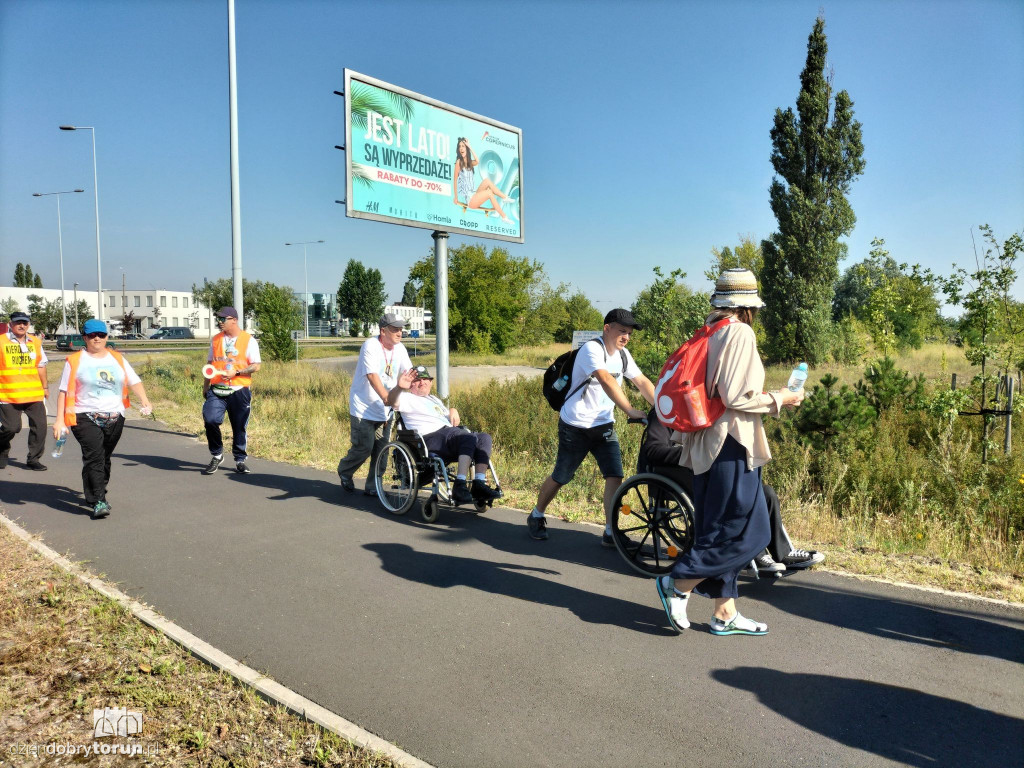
[
  {"xmin": 0, "ymin": 311, "xmax": 50, "ymax": 470},
  {"xmin": 527, "ymin": 308, "xmax": 655, "ymax": 545}
]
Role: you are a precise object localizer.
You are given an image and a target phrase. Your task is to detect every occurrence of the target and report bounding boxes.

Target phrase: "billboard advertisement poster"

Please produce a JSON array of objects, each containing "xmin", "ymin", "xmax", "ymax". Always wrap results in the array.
[{"xmin": 344, "ymin": 69, "xmax": 523, "ymax": 243}]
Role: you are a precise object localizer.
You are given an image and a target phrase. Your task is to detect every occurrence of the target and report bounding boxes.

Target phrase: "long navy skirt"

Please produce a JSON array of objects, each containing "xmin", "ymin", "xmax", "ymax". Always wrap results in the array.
[{"xmin": 669, "ymin": 436, "xmax": 770, "ymax": 599}]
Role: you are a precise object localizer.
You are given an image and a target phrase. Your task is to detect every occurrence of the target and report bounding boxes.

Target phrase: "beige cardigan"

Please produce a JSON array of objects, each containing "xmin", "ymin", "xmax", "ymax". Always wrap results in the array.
[{"xmin": 670, "ymin": 313, "xmax": 782, "ymax": 474}]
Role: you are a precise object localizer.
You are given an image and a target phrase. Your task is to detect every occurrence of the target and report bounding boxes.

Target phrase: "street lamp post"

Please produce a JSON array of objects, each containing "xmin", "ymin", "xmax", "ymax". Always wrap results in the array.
[
  {"xmin": 284, "ymin": 240, "xmax": 324, "ymax": 339},
  {"xmin": 59, "ymin": 125, "xmax": 104, "ymax": 321},
  {"xmin": 32, "ymin": 188, "xmax": 84, "ymax": 332},
  {"xmin": 73, "ymin": 283, "xmax": 80, "ymax": 329}
]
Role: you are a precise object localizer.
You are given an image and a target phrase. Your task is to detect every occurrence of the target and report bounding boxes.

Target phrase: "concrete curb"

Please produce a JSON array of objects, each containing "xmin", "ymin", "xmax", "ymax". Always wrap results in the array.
[{"xmin": 0, "ymin": 512, "xmax": 434, "ymax": 768}]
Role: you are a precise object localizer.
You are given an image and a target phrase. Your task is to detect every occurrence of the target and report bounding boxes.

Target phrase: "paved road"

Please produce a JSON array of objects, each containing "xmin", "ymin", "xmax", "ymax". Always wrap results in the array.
[{"xmin": 2, "ymin": 419, "xmax": 1022, "ymax": 767}]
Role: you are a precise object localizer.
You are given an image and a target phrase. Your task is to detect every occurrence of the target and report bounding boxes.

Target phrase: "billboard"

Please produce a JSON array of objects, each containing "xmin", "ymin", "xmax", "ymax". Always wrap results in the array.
[{"xmin": 343, "ymin": 70, "xmax": 523, "ymax": 243}]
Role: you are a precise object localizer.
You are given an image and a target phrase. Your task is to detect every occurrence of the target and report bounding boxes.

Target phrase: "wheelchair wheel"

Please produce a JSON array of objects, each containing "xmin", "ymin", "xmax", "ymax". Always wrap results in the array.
[
  {"xmin": 421, "ymin": 496, "xmax": 440, "ymax": 523},
  {"xmin": 611, "ymin": 473, "xmax": 695, "ymax": 577},
  {"xmin": 470, "ymin": 499, "xmax": 489, "ymax": 514},
  {"xmin": 375, "ymin": 441, "xmax": 419, "ymax": 515}
]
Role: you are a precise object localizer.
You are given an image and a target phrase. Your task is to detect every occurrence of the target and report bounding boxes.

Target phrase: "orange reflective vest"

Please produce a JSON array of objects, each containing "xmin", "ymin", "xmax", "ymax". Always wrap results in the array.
[
  {"xmin": 210, "ymin": 331, "xmax": 253, "ymax": 388},
  {"xmin": 62, "ymin": 349, "xmax": 131, "ymax": 427},
  {"xmin": 0, "ymin": 333, "xmax": 46, "ymax": 404}
]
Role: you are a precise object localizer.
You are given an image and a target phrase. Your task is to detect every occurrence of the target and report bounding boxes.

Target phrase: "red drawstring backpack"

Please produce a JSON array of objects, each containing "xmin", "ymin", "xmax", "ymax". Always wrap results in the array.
[{"xmin": 653, "ymin": 318, "xmax": 735, "ymax": 432}]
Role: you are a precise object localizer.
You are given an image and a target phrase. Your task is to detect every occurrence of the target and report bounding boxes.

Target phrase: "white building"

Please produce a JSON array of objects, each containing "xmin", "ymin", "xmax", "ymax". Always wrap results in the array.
[
  {"xmin": 362, "ymin": 304, "xmax": 431, "ymax": 336},
  {"xmin": 0, "ymin": 285, "xmax": 216, "ymax": 337}
]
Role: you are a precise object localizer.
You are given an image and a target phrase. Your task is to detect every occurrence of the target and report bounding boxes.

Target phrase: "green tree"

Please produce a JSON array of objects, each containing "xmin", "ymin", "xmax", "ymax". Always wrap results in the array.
[
  {"xmin": 408, "ymin": 244, "xmax": 541, "ymax": 353},
  {"xmin": 400, "ymin": 280, "xmax": 418, "ymax": 306},
  {"xmin": 26, "ymin": 295, "xmax": 63, "ymax": 335},
  {"xmin": 20, "ymin": 264, "xmax": 36, "ymax": 288},
  {"xmin": 629, "ymin": 267, "xmax": 709, "ymax": 376},
  {"xmin": 705, "ymin": 235, "xmax": 763, "ymax": 283},
  {"xmin": 337, "ymin": 260, "xmax": 387, "ymax": 337},
  {"xmin": 760, "ymin": 16, "xmax": 866, "ymax": 364},
  {"xmin": 32, "ymin": 273, "xmax": 43, "ymax": 288},
  {"xmin": 1, "ymin": 297, "xmax": 19, "ymax": 317},
  {"xmin": 13, "ymin": 263, "xmax": 25, "ymax": 287},
  {"xmin": 793, "ymin": 373, "xmax": 876, "ymax": 452},
  {"xmin": 69, "ymin": 299, "xmax": 94, "ymax": 330},
  {"xmin": 522, "ymin": 280, "xmax": 569, "ymax": 346},
  {"xmin": 557, "ymin": 291, "xmax": 604, "ymax": 344},
  {"xmin": 253, "ymin": 283, "xmax": 302, "ymax": 361},
  {"xmin": 192, "ymin": 278, "xmax": 265, "ymax": 320}
]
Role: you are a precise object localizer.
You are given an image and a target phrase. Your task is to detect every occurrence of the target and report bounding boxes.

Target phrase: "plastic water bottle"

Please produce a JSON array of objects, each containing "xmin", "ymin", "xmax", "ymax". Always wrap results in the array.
[
  {"xmin": 51, "ymin": 431, "xmax": 67, "ymax": 459},
  {"xmin": 552, "ymin": 374, "xmax": 569, "ymax": 392},
  {"xmin": 787, "ymin": 362, "xmax": 809, "ymax": 391}
]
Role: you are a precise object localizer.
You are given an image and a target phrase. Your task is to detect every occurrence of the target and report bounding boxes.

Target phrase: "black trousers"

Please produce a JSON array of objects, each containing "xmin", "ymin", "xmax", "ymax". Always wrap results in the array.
[
  {"xmin": 70, "ymin": 415, "xmax": 125, "ymax": 505},
  {"xmin": 0, "ymin": 400, "xmax": 47, "ymax": 463},
  {"xmin": 652, "ymin": 464, "xmax": 792, "ymax": 560}
]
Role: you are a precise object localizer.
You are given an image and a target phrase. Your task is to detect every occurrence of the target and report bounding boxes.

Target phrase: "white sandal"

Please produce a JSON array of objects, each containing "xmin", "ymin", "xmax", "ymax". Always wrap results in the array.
[{"xmin": 710, "ymin": 612, "xmax": 768, "ymax": 636}]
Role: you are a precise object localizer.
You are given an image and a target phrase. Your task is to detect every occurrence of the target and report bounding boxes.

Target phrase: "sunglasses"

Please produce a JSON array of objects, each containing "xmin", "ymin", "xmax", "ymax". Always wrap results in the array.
[
  {"xmin": 85, "ymin": 332, "xmax": 108, "ymax": 339},
  {"xmin": 216, "ymin": 316, "xmax": 233, "ymax": 322}
]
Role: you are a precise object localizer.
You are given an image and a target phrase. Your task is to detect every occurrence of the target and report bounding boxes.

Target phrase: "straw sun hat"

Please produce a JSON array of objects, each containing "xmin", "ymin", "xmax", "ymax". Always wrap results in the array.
[{"xmin": 710, "ymin": 268, "xmax": 765, "ymax": 309}]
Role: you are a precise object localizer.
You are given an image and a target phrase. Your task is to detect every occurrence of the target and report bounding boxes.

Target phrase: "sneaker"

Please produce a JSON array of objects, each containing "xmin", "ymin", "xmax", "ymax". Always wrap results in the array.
[
  {"xmin": 339, "ymin": 474, "xmax": 355, "ymax": 492},
  {"xmin": 527, "ymin": 514, "xmax": 548, "ymax": 540},
  {"xmin": 451, "ymin": 481, "xmax": 474, "ymax": 505},
  {"xmin": 746, "ymin": 552, "xmax": 785, "ymax": 574},
  {"xmin": 202, "ymin": 455, "xmax": 223, "ymax": 475},
  {"xmin": 471, "ymin": 479, "xmax": 502, "ymax": 501},
  {"xmin": 710, "ymin": 612, "xmax": 768, "ymax": 636},
  {"xmin": 235, "ymin": 461, "xmax": 251, "ymax": 474},
  {"xmin": 781, "ymin": 549, "xmax": 825, "ymax": 569},
  {"xmin": 26, "ymin": 460, "xmax": 48, "ymax": 471},
  {"xmin": 601, "ymin": 530, "xmax": 618, "ymax": 548},
  {"xmin": 0, "ymin": 456, "xmax": 7, "ymax": 469},
  {"xmin": 655, "ymin": 575, "xmax": 689, "ymax": 633},
  {"xmin": 91, "ymin": 501, "xmax": 111, "ymax": 520}
]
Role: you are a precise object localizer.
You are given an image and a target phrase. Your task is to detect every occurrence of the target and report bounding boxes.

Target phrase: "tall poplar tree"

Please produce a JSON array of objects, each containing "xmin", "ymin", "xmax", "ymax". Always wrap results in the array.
[{"xmin": 761, "ymin": 16, "xmax": 865, "ymax": 363}]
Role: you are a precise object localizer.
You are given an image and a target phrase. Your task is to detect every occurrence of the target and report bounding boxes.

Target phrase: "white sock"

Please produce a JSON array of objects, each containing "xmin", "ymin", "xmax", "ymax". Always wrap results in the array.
[
  {"xmin": 604, "ymin": 525, "xmax": 613, "ymax": 536},
  {"xmin": 456, "ymin": 474, "xmax": 466, "ymax": 481},
  {"xmin": 531, "ymin": 507, "xmax": 544, "ymax": 519},
  {"xmin": 474, "ymin": 472, "xmax": 486, "ymax": 482}
]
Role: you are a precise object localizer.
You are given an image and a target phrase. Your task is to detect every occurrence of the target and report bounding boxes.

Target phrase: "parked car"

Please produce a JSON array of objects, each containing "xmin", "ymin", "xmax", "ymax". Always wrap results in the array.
[
  {"xmin": 56, "ymin": 334, "xmax": 117, "ymax": 351},
  {"xmin": 149, "ymin": 327, "xmax": 195, "ymax": 340},
  {"xmin": 119, "ymin": 333, "xmax": 146, "ymax": 340}
]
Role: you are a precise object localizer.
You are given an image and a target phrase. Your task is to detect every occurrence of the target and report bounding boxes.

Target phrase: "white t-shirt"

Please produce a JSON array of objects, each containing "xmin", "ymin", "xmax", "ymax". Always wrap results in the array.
[
  {"xmin": 0, "ymin": 332, "xmax": 48, "ymax": 405},
  {"xmin": 207, "ymin": 333, "xmax": 262, "ymax": 395},
  {"xmin": 349, "ymin": 337, "xmax": 412, "ymax": 421},
  {"xmin": 59, "ymin": 352, "xmax": 141, "ymax": 415},
  {"xmin": 560, "ymin": 338, "xmax": 642, "ymax": 428},
  {"xmin": 394, "ymin": 391, "xmax": 451, "ymax": 436}
]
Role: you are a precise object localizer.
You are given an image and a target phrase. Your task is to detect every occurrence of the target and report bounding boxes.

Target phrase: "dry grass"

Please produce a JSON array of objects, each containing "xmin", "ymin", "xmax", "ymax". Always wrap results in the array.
[{"xmin": 0, "ymin": 524, "xmax": 400, "ymax": 767}]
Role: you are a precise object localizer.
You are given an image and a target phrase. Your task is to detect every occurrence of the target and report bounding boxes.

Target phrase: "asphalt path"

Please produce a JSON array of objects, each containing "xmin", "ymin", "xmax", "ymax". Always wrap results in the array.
[{"xmin": 2, "ymin": 416, "xmax": 1022, "ymax": 767}]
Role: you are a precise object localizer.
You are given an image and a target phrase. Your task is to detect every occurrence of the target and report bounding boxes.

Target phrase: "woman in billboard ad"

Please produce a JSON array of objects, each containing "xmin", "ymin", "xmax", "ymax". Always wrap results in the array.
[{"xmin": 453, "ymin": 137, "xmax": 514, "ymax": 223}]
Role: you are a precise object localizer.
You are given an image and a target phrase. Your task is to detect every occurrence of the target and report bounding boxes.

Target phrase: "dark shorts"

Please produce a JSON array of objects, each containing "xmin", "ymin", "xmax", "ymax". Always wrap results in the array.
[{"xmin": 551, "ymin": 419, "xmax": 623, "ymax": 485}]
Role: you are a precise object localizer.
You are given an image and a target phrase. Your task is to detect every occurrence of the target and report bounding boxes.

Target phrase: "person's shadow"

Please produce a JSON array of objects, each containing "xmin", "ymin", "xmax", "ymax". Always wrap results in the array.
[
  {"xmin": 0, "ymin": 479, "xmax": 88, "ymax": 517},
  {"xmin": 743, "ymin": 578, "xmax": 1024, "ymax": 665},
  {"xmin": 364, "ymin": 541, "xmax": 666, "ymax": 634},
  {"xmin": 712, "ymin": 666, "xmax": 1024, "ymax": 767}
]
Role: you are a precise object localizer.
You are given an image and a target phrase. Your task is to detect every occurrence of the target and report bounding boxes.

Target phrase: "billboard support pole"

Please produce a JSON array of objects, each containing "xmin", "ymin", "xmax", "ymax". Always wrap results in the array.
[
  {"xmin": 228, "ymin": 0, "xmax": 244, "ymax": 326},
  {"xmin": 432, "ymin": 231, "xmax": 449, "ymax": 399}
]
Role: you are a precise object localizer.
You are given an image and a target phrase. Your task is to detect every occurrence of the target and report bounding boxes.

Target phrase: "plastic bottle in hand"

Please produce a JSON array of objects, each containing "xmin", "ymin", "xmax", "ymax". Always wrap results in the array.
[
  {"xmin": 52, "ymin": 431, "xmax": 67, "ymax": 459},
  {"xmin": 787, "ymin": 362, "xmax": 809, "ymax": 391}
]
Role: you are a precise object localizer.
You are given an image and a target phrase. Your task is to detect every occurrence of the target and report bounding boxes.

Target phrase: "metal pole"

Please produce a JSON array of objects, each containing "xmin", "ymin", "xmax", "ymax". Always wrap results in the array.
[
  {"xmin": 1005, "ymin": 376, "xmax": 1014, "ymax": 456},
  {"xmin": 121, "ymin": 271, "xmax": 127, "ymax": 331},
  {"xmin": 228, "ymin": 0, "xmax": 244, "ymax": 325},
  {"xmin": 56, "ymin": 195, "xmax": 67, "ymax": 332},
  {"xmin": 303, "ymin": 243, "xmax": 309, "ymax": 339},
  {"xmin": 73, "ymin": 283, "xmax": 79, "ymax": 328},
  {"xmin": 432, "ymin": 231, "xmax": 449, "ymax": 399},
  {"xmin": 88, "ymin": 128, "xmax": 104, "ymax": 319}
]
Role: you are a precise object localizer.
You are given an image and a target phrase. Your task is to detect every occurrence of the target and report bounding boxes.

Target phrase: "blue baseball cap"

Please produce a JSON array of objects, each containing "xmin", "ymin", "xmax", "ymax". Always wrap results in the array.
[{"xmin": 82, "ymin": 319, "xmax": 108, "ymax": 335}]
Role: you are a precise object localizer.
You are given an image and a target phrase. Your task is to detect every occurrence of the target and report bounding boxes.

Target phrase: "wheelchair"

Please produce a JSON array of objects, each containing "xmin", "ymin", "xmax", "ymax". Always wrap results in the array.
[
  {"xmin": 610, "ymin": 471, "xmax": 696, "ymax": 577},
  {"xmin": 373, "ymin": 418, "xmax": 503, "ymax": 524}
]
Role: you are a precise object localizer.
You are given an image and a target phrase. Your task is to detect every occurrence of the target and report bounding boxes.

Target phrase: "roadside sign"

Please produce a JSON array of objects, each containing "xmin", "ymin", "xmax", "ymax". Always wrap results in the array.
[
  {"xmin": 571, "ymin": 330, "xmax": 602, "ymax": 350},
  {"xmin": 290, "ymin": 330, "xmax": 303, "ymax": 340}
]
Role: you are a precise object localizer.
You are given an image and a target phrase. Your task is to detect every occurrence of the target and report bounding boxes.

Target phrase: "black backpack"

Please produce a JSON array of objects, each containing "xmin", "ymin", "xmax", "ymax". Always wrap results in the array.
[{"xmin": 542, "ymin": 339, "xmax": 627, "ymax": 412}]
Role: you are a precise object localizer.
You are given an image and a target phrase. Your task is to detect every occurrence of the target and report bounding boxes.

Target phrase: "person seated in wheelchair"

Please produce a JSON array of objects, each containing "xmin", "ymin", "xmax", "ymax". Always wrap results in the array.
[
  {"xmin": 638, "ymin": 407, "xmax": 824, "ymax": 572},
  {"xmin": 387, "ymin": 365, "xmax": 502, "ymax": 506}
]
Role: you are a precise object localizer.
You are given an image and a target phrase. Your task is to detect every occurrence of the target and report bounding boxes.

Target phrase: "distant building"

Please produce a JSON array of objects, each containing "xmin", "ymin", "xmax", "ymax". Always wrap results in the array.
[{"xmin": 0, "ymin": 285, "xmax": 215, "ymax": 337}]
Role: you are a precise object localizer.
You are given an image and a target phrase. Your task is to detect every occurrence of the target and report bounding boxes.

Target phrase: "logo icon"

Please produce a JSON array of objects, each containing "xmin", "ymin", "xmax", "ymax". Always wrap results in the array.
[{"xmin": 93, "ymin": 707, "xmax": 143, "ymax": 738}]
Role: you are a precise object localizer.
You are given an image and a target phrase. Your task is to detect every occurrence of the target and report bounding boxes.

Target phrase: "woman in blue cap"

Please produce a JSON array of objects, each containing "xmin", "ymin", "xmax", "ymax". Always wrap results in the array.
[{"xmin": 52, "ymin": 319, "xmax": 152, "ymax": 519}]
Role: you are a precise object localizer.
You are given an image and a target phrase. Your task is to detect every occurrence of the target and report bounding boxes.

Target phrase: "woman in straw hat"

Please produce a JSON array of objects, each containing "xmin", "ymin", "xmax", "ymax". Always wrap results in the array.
[{"xmin": 654, "ymin": 268, "xmax": 804, "ymax": 635}]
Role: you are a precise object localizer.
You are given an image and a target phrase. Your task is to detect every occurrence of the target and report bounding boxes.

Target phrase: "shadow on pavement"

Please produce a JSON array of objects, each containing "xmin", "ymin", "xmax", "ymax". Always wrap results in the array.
[
  {"xmin": 743, "ymin": 579, "xmax": 1024, "ymax": 665},
  {"xmin": 118, "ymin": 453, "xmax": 209, "ymax": 473},
  {"xmin": 0, "ymin": 479, "xmax": 89, "ymax": 517},
  {"xmin": 364, "ymin": 541, "xmax": 667, "ymax": 634},
  {"xmin": 712, "ymin": 666, "xmax": 1024, "ymax": 767}
]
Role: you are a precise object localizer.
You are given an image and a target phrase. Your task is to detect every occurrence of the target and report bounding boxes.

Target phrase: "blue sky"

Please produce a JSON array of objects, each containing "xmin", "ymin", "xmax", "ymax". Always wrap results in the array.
[{"xmin": 2, "ymin": 0, "xmax": 1022, "ymax": 312}]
